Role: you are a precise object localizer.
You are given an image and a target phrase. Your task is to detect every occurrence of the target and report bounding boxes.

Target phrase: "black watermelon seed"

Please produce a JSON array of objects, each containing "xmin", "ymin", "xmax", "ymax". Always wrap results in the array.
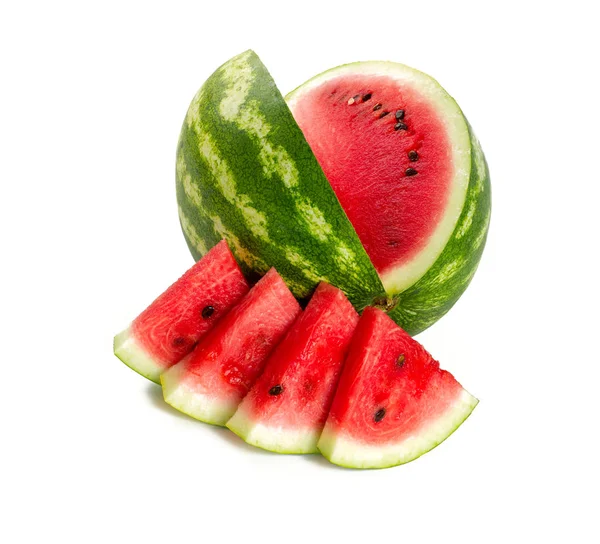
[
  {"xmin": 173, "ymin": 337, "xmax": 186, "ymax": 346},
  {"xmin": 394, "ymin": 122, "xmax": 408, "ymax": 131},
  {"xmin": 397, "ymin": 354, "xmax": 406, "ymax": 367},
  {"xmin": 395, "ymin": 109, "xmax": 405, "ymax": 120},
  {"xmin": 408, "ymin": 150, "xmax": 419, "ymax": 162},
  {"xmin": 373, "ymin": 103, "xmax": 382, "ymax": 111},
  {"xmin": 362, "ymin": 93, "xmax": 372, "ymax": 102},
  {"xmin": 379, "ymin": 111, "xmax": 390, "ymax": 119},
  {"xmin": 201, "ymin": 305, "xmax": 215, "ymax": 319},
  {"xmin": 405, "ymin": 168, "xmax": 418, "ymax": 177},
  {"xmin": 269, "ymin": 384, "xmax": 283, "ymax": 396},
  {"xmin": 374, "ymin": 408, "xmax": 386, "ymax": 422}
]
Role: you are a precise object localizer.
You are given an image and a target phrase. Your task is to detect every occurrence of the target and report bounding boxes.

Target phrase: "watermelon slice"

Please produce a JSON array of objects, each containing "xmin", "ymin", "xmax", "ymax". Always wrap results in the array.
[
  {"xmin": 227, "ymin": 283, "xmax": 359, "ymax": 454},
  {"xmin": 161, "ymin": 268, "xmax": 301, "ymax": 426},
  {"xmin": 113, "ymin": 240, "xmax": 249, "ymax": 384},
  {"xmin": 318, "ymin": 307, "xmax": 478, "ymax": 469}
]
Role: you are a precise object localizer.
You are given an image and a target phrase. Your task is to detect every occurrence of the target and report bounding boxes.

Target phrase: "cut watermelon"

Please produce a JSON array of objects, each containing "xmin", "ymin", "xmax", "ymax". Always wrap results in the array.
[
  {"xmin": 318, "ymin": 307, "xmax": 478, "ymax": 469},
  {"xmin": 113, "ymin": 240, "xmax": 249, "ymax": 384},
  {"xmin": 287, "ymin": 63, "xmax": 491, "ymax": 334},
  {"xmin": 161, "ymin": 268, "xmax": 301, "ymax": 426},
  {"xmin": 227, "ymin": 282, "xmax": 359, "ymax": 454},
  {"xmin": 177, "ymin": 51, "xmax": 490, "ymax": 335}
]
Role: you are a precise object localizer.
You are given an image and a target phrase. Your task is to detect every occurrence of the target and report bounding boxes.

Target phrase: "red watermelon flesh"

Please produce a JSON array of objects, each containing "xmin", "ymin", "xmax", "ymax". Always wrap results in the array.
[
  {"xmin": 318, "ymin": 307, "xmax": 478, "ymax": 469},
  {"xmin": 160, "ymin": 268, "xmax": 301, "ymax": 426},
  {"xmin": 287, "ymin": 72, "xmax": 453, "ymax": 283},
  {"xmin": 226, "ymin": 282, "xmax": 359, "ymax": 453},
  {"xmin": 113, "ymin": 240, "xmax": 249, "ymax": 383}
]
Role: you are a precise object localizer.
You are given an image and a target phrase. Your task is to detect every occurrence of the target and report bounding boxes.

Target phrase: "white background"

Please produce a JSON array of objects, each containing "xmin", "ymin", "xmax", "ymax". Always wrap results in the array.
[{"xmin": 2, "ymin": 1, "xmax": 599, "ymax": 542}]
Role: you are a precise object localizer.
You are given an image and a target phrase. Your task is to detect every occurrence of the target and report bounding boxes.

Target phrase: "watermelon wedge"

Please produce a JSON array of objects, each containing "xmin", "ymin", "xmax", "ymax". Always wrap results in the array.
[
  {"xmin": 318, "ymin": 307, "xmax": 478, "ymax": 469},
  {"xmin": 113, "ymin": 240, "xmax": 249, "ymax": 384},
  {"xmin": 227, "ymin": 283, "xmax": 359, "ymax": 454},
  {"xmin": 161, "ymin": 268, "xmax": 301, "ymax": 426},
  {"xmin": 176, "ymin": 50, "xmax": 385, "ymax": 311}
]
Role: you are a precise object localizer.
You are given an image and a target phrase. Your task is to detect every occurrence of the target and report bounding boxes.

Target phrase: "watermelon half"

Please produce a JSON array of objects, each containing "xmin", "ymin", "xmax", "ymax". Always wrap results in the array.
[
  {"xmin": 161, "ymin": 268, "xmax": 301, "ymax": 426},
  {"xmin": 176, "ymin": 51, "xmax": 490, "ymax": 334},
  {"xmin": 226, "ymin": 282, "xmax": 359, "ymax": 454},
  {"xmin": 113, "ymin": 240, "xmax": 249, "ymax": 383},
  {"xmin": 287, "ymin": 63, "xmax": 491, "ymax": 334},
  {"xmin": 318, "ymin": 307, "xmax": 478, "ymax": 469}
]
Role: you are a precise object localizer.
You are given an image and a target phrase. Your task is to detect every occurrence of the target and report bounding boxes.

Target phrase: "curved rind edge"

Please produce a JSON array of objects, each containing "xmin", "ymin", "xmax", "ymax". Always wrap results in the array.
[
  {"xmin": 317, "ymin": 388, "xmax": 478, "ymax": 469},
  {"xmin": 160, "ymin": 363, "xmax": 238, "ymax": 426},
  {"xmin": 113, "ymin": 327, "xmax": 163, "ymax": 384},
  {"xmin": 387, "ymin": 121, "xmax": 491, "ymax": 335},
  {"xmin": 226, "ymin": 406, "xmax": 320, "ymax": 454}
]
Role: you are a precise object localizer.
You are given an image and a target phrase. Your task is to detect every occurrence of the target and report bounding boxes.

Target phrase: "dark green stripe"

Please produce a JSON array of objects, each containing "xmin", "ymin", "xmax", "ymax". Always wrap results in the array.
[{"xmin": 176, "ymin": 51, "xmax": 385, "ymax": 309}]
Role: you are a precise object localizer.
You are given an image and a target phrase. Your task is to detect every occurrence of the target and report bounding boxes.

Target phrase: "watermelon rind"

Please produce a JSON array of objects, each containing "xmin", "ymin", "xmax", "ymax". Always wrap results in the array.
[
  {"xmin": 160, "ymin": 361, "xmax": 239, "ymax": 426},
  {"xmin": 317, "ymin": 389, "xmax": 478, "ymax": 469},
  {"xmin": 176, "ymin": 50, "xmax": 386, "ymax": 310},
  {"xmin": 113, "ymin": 327, "xmax": 163, "ymax": 384},
  {"xmin": 226, "ymin": 408, "xmax": 320, "ymax": 454},
  {"xmin": 387, "ymin": 123, "xmax": 491, "ymax": 334},
  {"xmin": 286, "ymin": 62, "xmax": 491, "ymax": 335}
]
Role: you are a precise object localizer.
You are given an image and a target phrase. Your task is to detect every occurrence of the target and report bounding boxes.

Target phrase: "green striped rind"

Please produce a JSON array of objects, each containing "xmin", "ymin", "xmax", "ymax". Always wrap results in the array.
[
  {"xmin": 388, "ymin": 123, "xmax": 491, "ymax": 335},
  {"xmin": 318, "ymin": 389, "xmax": 478, "ymax": 469},
  {"xmin": 176, "ymin": 50, "xmax": 385, "ymax": 309}
]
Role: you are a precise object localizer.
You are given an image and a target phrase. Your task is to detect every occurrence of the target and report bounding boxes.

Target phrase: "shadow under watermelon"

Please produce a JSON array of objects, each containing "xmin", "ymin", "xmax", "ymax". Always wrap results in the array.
[{"xmin": 144, "ymin": 384, "xmax": 353, "ymax": 468}]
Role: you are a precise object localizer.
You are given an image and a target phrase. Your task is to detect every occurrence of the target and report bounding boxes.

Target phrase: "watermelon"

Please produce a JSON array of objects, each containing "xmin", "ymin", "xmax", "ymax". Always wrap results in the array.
[
  {"xmin": 161, "ymin": 268, "xmax": 301, "ymax": 426},
  {"xmin": 177, "ymin": 51, "xmax": 490, "ymax": 334},
  {"xmin": 175, "ymin": 50, "xmax": 385, "ymax": 311},
  {"xmin": 287, "ymin": 64, "xmax": 491, "ymax": 334},
  {"xmin": 113, "ymin": 240, "xmax": 249, "ymax": 384},
  {"xmin": 227, "ymin": 282, "xmax": 359, "ymax": 454},
  {"xmin": 318, "ymin": 307, "xmax": 478, "ymax": 469}
]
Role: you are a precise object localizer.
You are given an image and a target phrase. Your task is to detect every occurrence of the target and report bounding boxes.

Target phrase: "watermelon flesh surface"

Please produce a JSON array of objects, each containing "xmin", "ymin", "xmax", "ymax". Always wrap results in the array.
[
  {"xmin": 161, "ymin": 268, "xmax": 301, "ymax": 426},
  {"xmin": 227, "ymin": 283, "xmax": 359, "ymax": 453},
  {"xmin": 289, "ymin": 74, "xmax": 453, "ymax": 277},
  {"xmin": 286, "ymin": 63, "xmax": 483, "ymax": 305},
  {"xmin": 318, "ymin": 307, "xmax": 478, "ymax": 468},
  {"xmin": 113, "ymin": 240, "xmax": 249, "ymax": 383}
]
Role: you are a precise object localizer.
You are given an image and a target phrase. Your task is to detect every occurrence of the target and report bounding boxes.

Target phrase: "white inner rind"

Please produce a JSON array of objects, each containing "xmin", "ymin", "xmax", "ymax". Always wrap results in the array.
[
  {"xmin": 161, "ymin": 362, "xmax": 239, "ymax": 426},
  {"xmin": 317, "ymin": 389, "xmax": 478, "ymax": 469},
  {"xmin": 286, "ymin": 62, "xmax": 471, "ymax": 294},
  {"xmin": 226, "ymin": 406, "xmax": 320, "ymax": 454},
  {"xmin": 113, "ymin": 326, "xmax": 166, "ymax": 384}
]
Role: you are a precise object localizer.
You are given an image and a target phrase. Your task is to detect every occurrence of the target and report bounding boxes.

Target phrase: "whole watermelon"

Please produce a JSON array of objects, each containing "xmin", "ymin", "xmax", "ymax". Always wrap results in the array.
[{"xmin": 175, "ymin": 50, "xmax": 490, "ymax": 335}]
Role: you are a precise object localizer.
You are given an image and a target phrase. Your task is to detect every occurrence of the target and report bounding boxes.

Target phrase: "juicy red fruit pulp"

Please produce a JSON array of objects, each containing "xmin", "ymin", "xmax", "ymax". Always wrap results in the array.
[
  {"xmin": 131, "ymin": 240, "xmax": 249, "ymax": 366},
  {"xmin": 237, "ymin": 283, "xmax": 359, "ymax": 432},
  {"xmin": 291, "ymin": 75, "xmax": 453, "ymax": 276},
  {"xmin": 326, "ymin": 307, "xmax": 464, "ymax": 445},
  {"xmin": 180, "ymin": 268, "xmax": 301, "ymax": 402}
]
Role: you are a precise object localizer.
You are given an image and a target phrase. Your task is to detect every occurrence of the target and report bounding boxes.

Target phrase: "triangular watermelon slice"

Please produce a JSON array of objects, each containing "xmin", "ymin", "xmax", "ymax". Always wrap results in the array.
[
  {"xmin": 113, "ymin": 240, "xmax": 249, "ymax": 383},
  {"xmin": 227, "ymin": 282, "xmax": 359, "ymax": 453},
  {"xmin": 161, "ymin": 268, "xmax": 301, "ymax": 426},
  {"xmin": 318, "ymin": 307, "xmax": 478, "ymax": 469}
]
